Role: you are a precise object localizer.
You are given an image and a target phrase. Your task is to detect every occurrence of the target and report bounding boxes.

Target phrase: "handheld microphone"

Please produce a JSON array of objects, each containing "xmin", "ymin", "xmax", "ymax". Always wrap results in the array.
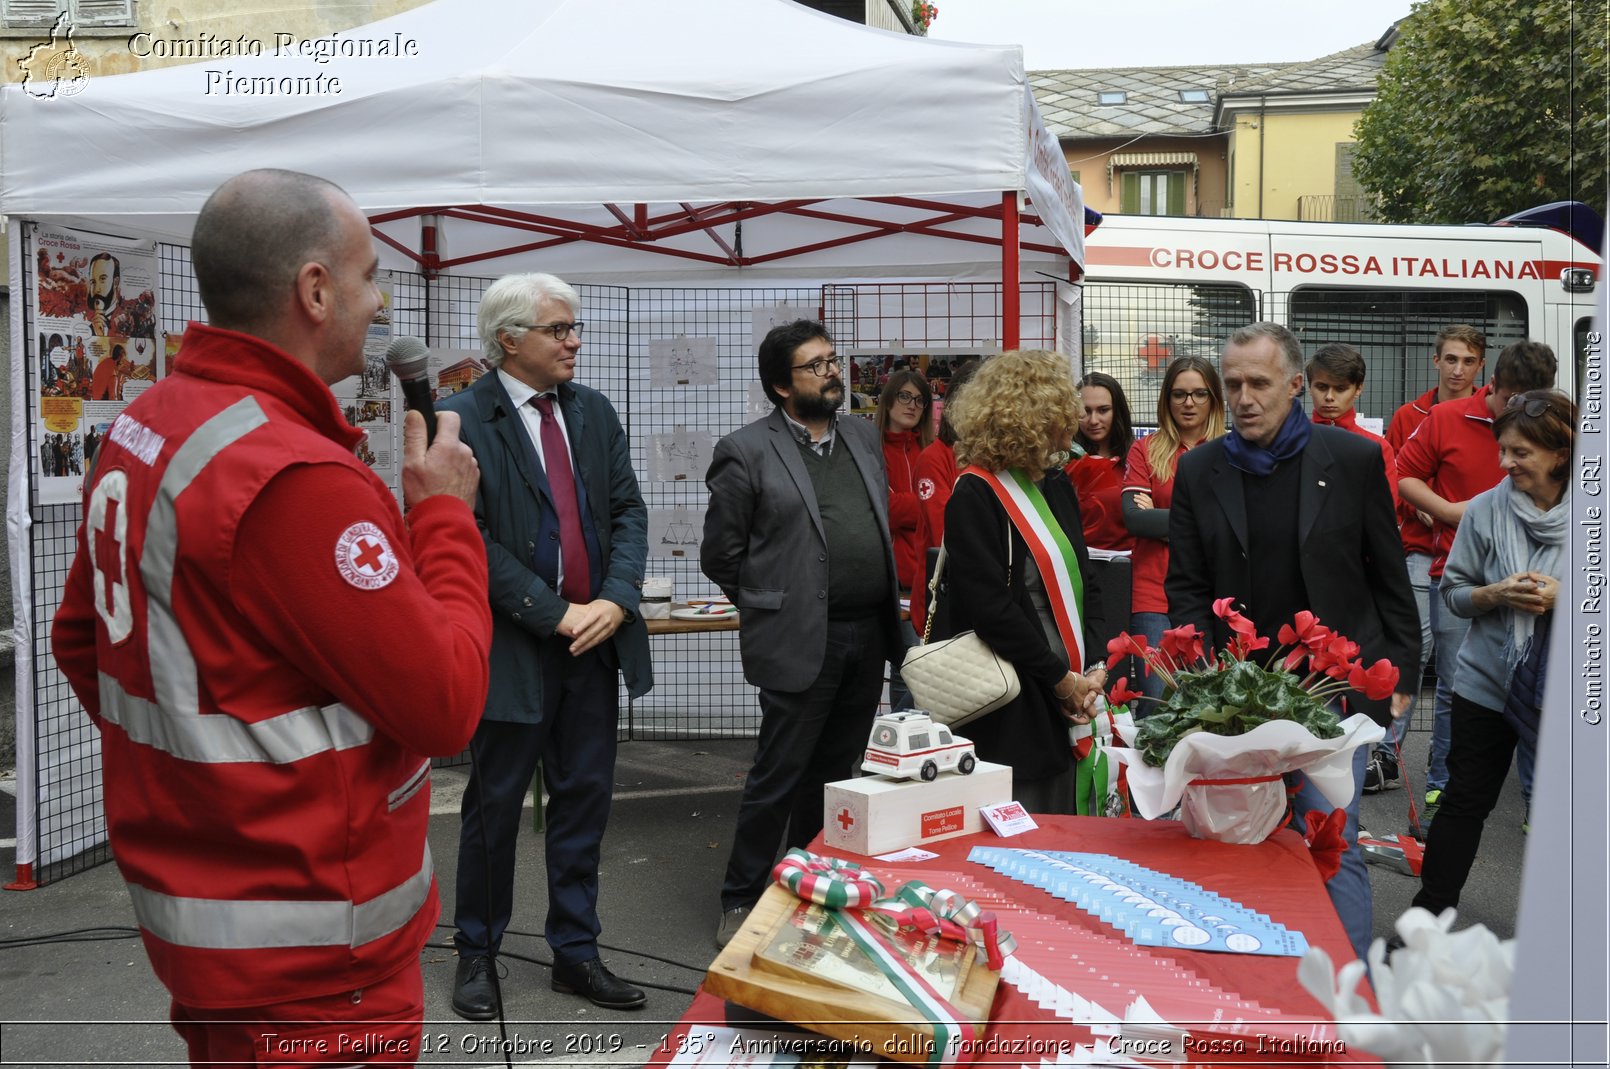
[{"xmin": 385, "ymin": 335, "xmax": 437, "ymax": 444}]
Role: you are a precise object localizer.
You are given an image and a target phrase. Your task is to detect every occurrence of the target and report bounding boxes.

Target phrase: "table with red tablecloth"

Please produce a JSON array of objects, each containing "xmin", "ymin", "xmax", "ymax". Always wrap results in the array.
[{"xmin": 650, "ymin": 816, "xmax": 1376, "ymax": 1067}]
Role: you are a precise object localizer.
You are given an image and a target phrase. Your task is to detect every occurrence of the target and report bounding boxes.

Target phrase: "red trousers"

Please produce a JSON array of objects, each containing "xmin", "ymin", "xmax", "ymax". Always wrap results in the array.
[{"xmin": 170, "ymin": 964, "xmax": 422, "ymax": 1067}]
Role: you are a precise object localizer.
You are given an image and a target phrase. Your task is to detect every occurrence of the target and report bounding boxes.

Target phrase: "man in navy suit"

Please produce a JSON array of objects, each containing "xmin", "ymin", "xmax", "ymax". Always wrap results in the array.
[{"xmin": 441, "ymin": 273, "xmax": 652, "ymax": 1017}]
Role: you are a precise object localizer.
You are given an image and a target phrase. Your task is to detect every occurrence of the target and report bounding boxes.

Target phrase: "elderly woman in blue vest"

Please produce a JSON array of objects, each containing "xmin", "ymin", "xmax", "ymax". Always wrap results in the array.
[
  {"xmin": 1410, "ymin": 390, "xmax": 1573, "ymax": 918},
  {"xmin": 929, "ymin": 350, "xmax": 1107, "ymax": 812}
]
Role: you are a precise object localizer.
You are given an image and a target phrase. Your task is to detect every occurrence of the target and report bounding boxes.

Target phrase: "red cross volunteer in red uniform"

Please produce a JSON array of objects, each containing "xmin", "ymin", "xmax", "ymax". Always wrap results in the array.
[{"xmin": 51, "ymin": 169, "xmax": 493, "ymax": 1067}]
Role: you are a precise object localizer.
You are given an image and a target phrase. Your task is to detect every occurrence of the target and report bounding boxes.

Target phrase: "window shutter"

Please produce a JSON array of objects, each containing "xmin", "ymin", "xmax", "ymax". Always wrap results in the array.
[
  {"xmin": 72, "ymin": 0, "xmax": 133, "ymax": 25},
  {"xmin": 3, "ymin": 0, "xmax": 67, "ymax": 28},
  {"xmin": 1167, "ymin": 174, "xmax": 1185, "ymax": 216},
  {"xmin": 1120, "ymin": 172, "xmax": 1139, "ymax": 214}
]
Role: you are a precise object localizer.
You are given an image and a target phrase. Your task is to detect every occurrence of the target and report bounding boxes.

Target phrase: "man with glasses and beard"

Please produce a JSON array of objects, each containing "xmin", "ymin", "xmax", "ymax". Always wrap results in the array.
[
  {"xmin": 86, "ymin": 252, "xmax": 156, "ymax": 339},
  {"xmin": 702, "ymin": 319, "xmax": 903, "ymax": 948}
]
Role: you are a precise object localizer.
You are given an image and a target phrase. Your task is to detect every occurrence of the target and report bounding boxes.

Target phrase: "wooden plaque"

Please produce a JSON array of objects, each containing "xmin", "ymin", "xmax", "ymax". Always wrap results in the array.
[{"xmin": 705, "ymin": 885, "xmax": 999, "ymax": 1064}]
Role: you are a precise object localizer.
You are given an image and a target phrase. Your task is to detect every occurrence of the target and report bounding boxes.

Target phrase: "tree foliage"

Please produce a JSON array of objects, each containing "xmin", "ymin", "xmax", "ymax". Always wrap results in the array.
[{"xmin": 1353, "ymin": 0, "xmax": 1609, "ymax": 224}]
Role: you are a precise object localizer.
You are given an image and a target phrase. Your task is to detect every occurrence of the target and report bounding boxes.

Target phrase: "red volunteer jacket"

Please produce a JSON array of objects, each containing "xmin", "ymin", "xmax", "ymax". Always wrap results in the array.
[
  {"xmin": 911, "ymin": 438, "xmax": 958, "ymax": 630},
  {"xmin": 1387, "ymin": 386, "xmax": 1440, "ymax": 556},
  {"xmin": 51, "ymin": 323, "xmax": 492, "ymax": 1008},
  {"xmin": 1066, "ymin": 453, "xmax": 1134, "ymax": 552},
  {"xmin": 883, "ymin": 429, "xmax": 925, "ymax": 590},
  {"xmin": 1394, "ymin": 385, "xmax": 1503, "ymax": 578}
]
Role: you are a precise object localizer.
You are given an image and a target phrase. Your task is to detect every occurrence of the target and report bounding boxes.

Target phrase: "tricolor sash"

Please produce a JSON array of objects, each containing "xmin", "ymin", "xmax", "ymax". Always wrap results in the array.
[{"xmin": 960, "ymin": 467, "xmax": 1086, "ymax": 671}]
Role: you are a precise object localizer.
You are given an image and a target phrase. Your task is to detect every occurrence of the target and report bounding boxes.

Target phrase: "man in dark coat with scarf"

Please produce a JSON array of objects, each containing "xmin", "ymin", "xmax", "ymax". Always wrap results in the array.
[{"xmin": 1166, "ymin": 322, "xmax": 1419, "ymax": 963}]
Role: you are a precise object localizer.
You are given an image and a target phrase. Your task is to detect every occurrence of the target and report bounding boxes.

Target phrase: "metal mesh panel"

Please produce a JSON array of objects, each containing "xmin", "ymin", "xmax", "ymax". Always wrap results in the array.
[
  {"xmin": 1278, "ymin": 287, "xmax": 1529, "ymax": 424},
  {"xmin": 822, "ymin": 280, "xmax": 1056, "ymax": 352},
  {"xmin": 625, "ymin": 287, "xmax": 821, "ymax": 738}
]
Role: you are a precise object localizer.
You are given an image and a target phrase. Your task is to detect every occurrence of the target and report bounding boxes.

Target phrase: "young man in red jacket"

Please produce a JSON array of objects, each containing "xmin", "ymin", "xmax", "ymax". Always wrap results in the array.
[{"xmin": 1373, "ymin": 326, "xmax": 1485, "ymax": 797}]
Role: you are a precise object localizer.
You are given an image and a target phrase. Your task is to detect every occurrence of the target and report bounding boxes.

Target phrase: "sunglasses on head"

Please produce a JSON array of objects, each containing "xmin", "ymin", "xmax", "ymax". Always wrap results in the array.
[{"xmin": 1507, "ymin": 393, "xmax": 1556, "ymax": 418}]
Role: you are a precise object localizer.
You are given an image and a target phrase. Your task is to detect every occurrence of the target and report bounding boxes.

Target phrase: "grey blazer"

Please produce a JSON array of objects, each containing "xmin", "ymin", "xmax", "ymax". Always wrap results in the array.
[
  {"xmin": 439, "ymin": 372, "xmax": 652, "ymax": 723},
  {"xmin": 701, "ymin": 407, "xmax": 902, "ymax": 693}
]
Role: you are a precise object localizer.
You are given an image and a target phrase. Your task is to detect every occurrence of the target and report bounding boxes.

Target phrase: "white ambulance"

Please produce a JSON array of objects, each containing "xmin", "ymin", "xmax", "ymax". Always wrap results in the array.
[{"xmin": 1077, "ymin": 203, "xmax": 1601, "ymax": 421}]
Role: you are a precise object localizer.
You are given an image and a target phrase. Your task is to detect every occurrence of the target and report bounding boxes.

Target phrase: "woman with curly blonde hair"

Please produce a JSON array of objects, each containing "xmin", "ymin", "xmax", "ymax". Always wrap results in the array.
[
  {"xmin": 927, "ymin": 351, "xmax": 1107, "ymax": 812},
  {"xmin": 1121, "ymin": 355, "xmax": 1225, "ymax": 703}
]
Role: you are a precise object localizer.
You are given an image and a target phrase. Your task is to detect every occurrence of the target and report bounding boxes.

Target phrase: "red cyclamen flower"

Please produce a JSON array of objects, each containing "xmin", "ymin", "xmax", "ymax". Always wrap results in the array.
[
  {"xmin": 1106, "ymin": 632, "xmax": 1152, "ymax": 673},
  {"xmin": 1158, "ymin": 623, "xmax": 1205, "ymax": 669},
  {"xmin": 1108, "ymin": 677, "xmax": 1143, "ymax": 705},
  {"xmin": 1348, "ymin": 658, "xmax": 1401, "ymax": 701},
  {"xmin": 1277, "ymin": 610, "xmax": 1326, "ymax": 649}
]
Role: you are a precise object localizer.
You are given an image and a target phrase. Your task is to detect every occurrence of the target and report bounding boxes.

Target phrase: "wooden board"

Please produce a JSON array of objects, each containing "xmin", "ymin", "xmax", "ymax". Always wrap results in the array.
[{"xmin": 704, "ymin": 885, "xmax": 999, "ymax": 1064}]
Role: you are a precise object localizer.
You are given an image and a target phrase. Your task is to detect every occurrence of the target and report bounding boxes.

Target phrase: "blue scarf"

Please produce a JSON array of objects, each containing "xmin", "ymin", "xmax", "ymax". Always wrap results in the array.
[{"xmin": 1222, "ymin": 402, "xmax": 1312, "ymax": 476}]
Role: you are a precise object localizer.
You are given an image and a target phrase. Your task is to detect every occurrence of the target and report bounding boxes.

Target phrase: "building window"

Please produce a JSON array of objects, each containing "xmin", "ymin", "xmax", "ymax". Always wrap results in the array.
[
  {"xmin": 1121, "ymin": 170, "xmax": 1187, "ymax": 216},
  {"xmin": 3, "ymin": 0, "xmax": 133, "ymax": 30},
  {"xmin": 1096, "ymin": 91, "xmax": 1127, "ymax": 105},
  {"xmin": 1178, "ymin": 89, "xmax": 1211, "ymax": 103}
]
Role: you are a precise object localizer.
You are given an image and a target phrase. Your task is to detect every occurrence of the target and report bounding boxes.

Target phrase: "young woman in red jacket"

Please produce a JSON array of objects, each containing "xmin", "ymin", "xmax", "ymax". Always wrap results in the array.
[
  {"xmin": 878, "ymin": 369, "xmax": 935, "ymax": 594},
  {"xmin": 1066, "ymin": 371, "xmax": 1136, "ymax": 553},
  {"xmin": 878, "ymin": 369, "xmax": 934, "ymax": 708},
  {"xmin": 910, "ymin": 360, "xmax": 981, "ymax": 631}
]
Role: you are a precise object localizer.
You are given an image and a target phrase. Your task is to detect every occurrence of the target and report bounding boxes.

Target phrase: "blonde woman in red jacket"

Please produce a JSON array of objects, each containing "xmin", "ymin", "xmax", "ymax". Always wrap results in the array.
[{"xmin": 878, "ymin": 368, "xmax": 934, "ymax": 707}]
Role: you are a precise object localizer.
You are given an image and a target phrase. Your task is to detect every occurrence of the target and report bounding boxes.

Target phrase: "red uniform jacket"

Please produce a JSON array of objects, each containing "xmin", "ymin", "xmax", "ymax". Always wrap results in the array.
[{"xmin": 51, "ymin": 323, "xmax": 492, "ymax": 1008}]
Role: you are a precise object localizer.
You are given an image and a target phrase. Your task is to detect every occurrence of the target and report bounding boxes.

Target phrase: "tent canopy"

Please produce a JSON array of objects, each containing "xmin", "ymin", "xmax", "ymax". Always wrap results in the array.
[{"xmin": 0, "ymin": 0, "xmax": 1083, "ymax": 281}]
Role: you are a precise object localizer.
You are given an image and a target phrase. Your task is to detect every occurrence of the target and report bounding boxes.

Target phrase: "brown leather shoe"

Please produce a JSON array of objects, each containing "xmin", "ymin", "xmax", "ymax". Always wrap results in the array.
[{"xmin": 551, "ymin": 957, "xmax": 646, "ymax": 1010}]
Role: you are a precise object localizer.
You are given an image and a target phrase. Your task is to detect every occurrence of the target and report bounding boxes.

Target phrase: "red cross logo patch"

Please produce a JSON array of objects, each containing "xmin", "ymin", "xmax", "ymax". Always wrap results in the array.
[
  {"xmin": 335, "ymin": 522, "xmax": 399, "ymax": 591},
  {"xmin": 917, "ymin": 477, "xmax": 936, "ymax": 501}
]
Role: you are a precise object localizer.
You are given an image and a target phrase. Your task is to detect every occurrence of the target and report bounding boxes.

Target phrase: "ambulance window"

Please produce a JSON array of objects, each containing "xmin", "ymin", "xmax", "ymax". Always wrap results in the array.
[
  {"xmin": 908, "ymin": 732, "xmax": 930, "ymax": 749},
  {"xmin": 1080, "ymin": 281, "xmax": 1257, "ymax": 427},
  {"xmin": 937, "ymin": 727, "xmax": 953, "ymax": 744},
  {"xmin": 1286, "ymin": 287, "xmax": 1527, "ymax": 425}
]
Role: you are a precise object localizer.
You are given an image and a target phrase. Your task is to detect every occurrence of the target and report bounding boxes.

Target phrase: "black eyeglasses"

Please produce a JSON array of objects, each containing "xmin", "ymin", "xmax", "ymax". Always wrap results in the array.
[
  {"xmin": 1169, "ymin": 389, "xmax": 1212, "ymax": 404},
  {"xmin": 516, "ymin": 321, "xmax": 584, "ymax": 341},
  {"xmin": 1507, "ymin": 394, "xmax": 1557, "ymax": 418},
  {"xmin": 793, "ymin": 356, "xmax": 841, "ymax": 378},
  {"xmin": 892, "ymin": 390, "xmax": 925, "ymax": 406}
]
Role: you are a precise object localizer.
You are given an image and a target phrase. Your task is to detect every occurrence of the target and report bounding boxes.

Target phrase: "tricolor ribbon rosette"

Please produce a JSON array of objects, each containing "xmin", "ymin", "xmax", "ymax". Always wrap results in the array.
[
  {"xmin": 866, "ymin": 880, "xmax": 1017, "ymax": 971},
  {"xmin": 770, "ymin": 849, "xmax": 1015, "ymax": 1066}
]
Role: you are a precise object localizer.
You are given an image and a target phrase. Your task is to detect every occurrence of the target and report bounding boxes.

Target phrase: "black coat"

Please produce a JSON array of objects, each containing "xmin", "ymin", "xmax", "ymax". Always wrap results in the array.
[
  {"xmin": 931, "ymin": 470, "xmax": 1104, "ymax": 781},
  {"xmin": 1165, "ymin": 426, "xmax": 1420, "ymax": 726}
]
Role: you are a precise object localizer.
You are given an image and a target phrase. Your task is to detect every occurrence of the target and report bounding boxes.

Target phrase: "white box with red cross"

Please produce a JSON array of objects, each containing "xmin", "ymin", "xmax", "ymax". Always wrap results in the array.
[{"xmin": 823, "ymin": 761, "xmax": 1014, "ymax": 856}]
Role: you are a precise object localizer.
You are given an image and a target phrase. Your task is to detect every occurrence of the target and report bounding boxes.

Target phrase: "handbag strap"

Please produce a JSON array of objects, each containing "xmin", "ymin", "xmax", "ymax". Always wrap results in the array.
[{"xmin": 921, "ymin": 514, "xmax": 1011, "ymax": 645}]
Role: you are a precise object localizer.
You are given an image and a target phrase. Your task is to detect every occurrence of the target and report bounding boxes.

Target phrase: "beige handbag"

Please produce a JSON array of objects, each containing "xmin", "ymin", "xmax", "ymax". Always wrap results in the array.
[{"xmin": 900, "ymin": 538, "xmax": 1020, "ymax": 728}]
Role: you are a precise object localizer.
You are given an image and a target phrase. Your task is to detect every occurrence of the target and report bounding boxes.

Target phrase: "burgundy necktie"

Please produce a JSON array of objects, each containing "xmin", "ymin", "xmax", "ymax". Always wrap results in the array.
[{"xmin": 532, "ymin": 395, "xmax": 591, "ymax": 603}]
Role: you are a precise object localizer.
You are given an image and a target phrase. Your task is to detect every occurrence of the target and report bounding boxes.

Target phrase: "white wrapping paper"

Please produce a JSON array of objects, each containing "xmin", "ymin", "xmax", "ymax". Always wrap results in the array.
[
  {"xmin": 1298, "ymin": 907, "xmax": 1514, "ymax": 1068},
  {"xmin": 1109, "ymin": 714, "xmax": 1384, "ymax": 842}
]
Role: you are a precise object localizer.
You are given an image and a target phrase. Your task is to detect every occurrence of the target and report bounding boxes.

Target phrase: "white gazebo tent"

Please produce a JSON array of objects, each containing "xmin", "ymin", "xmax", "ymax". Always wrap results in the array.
[
  {"xmin": 1, "ymin": 0, "xmax": 1085, "ymax": 285},
  {"xmin": 2, "ymin": 0, "xmax": 1087, "ymax": 884}
]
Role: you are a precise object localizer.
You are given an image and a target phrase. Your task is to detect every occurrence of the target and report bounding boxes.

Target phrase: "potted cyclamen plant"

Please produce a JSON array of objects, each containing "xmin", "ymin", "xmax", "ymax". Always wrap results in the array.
[{"xmin": 1104, "ymin": 598, "xmax": 1394, "ymax": 843}]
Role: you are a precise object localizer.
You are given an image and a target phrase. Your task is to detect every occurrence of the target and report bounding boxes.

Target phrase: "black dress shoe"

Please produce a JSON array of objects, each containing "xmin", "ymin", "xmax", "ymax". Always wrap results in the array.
[
  {"xmin": 452, "ymin": 954, "xmax": 500, "ymax": 1021},
  {"xmin": 551, "ymin": 957, "xmax": 646, "ymax": 1010}
]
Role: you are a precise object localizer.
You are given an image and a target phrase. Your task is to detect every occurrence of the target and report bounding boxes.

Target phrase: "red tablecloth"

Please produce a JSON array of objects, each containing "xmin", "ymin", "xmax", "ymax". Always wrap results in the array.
[{"xmin": 651, "ymin": 816, "xmax": 1375, "ymax": 1067}]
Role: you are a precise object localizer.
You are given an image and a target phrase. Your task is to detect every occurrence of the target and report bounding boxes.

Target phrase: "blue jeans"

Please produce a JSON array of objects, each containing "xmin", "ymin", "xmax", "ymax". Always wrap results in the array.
[
  {"xmin": 1426, "ymin": 576, "xmax": 1471, "ymax": 792},
  {"xmin": 1129, "ymin": 611, "xmax": 1170, "ymax": 708},
  {"xmin": 1377, "ymin": 553, "xmax": 1434, "ymax": 759},
  {"xmin": 1289, "ymin": 744, "xmax": 1371, "ymax": 962}
]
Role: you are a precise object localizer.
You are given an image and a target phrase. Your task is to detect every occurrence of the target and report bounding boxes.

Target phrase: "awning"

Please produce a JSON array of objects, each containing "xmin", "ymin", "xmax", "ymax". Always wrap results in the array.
[{"xmin": 1107, "ymin": 151, "xmax": 1200, "ymax": 179}]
